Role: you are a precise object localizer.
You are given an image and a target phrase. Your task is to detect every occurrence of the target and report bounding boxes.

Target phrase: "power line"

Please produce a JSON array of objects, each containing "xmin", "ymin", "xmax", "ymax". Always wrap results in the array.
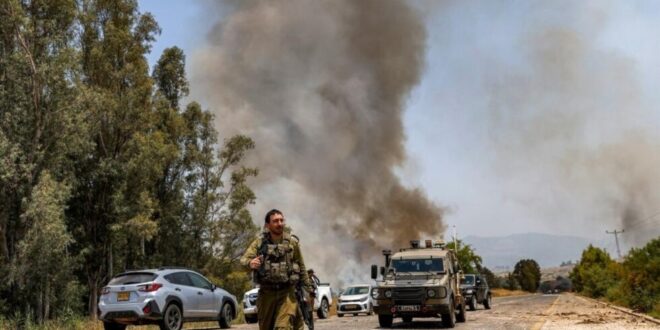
[{"xmin": 606, "ymin": 229, "xmax": 625, "ymax": 259}]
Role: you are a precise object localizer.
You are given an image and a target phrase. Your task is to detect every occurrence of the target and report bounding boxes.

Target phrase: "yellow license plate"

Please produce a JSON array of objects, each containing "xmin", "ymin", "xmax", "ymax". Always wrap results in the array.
[{"xmin": 117, "ymin": 291, "xmax": 130, "ymax": 301}]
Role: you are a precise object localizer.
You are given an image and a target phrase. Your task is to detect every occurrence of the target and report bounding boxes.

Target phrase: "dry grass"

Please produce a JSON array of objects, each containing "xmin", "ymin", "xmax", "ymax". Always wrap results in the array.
[{"xmin": 490, "ymin": 288, "xmax": 530, "ymax": 297}]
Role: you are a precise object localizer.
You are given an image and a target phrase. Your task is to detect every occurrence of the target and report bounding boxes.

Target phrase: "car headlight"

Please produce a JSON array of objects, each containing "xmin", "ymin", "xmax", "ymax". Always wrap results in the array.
[
  {"xmin": 466, "ymin": 289, "xmax": 473, "ymax": 294},
  {"xmin": 371, "ymin": 289, "xmax": 379, "ymax": 299},
  {"xmin": 427, "ymin": 289, "xmax": 436, "ymax": 298},
  {"xmin": 438, "ymin": 286, "xmax": 447, "ymax": 298},
  {"xmin": 384, "ymin": 290, "xmax": 392, "ymax": 298}
]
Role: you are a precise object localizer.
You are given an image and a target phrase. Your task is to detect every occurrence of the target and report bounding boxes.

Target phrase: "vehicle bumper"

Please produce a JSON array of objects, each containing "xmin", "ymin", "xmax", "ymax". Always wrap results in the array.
[
  {"xmin": 373, "ymin": 299, "xmax": 451, "ymax": 317},
  {"xmin": 99, "ymin": 299, "xmax": 162, "ymax": 324},
  {"xmin": 337, "ymin": 301, "xmax": 370, "ymax": 315},
  {"xmin": 243, "ymin": 305, "xmax": 258, "ymax": 317}
]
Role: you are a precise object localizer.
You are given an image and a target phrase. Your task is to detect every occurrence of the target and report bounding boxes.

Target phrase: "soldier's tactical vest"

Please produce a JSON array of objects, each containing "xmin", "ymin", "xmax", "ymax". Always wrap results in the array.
[{"xmin": 258, "ymin": 234, "xmax": 301, "ymax": 285}]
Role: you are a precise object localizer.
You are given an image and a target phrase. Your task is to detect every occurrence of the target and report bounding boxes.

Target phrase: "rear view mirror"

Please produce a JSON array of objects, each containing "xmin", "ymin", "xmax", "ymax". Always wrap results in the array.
[
  {"xmin": 380, "ymin": 267, "xmax": 385, "ymax": 276},
  {"xmin": 371, "ymin": 265, "xmax": 378, "ymax": 279}
]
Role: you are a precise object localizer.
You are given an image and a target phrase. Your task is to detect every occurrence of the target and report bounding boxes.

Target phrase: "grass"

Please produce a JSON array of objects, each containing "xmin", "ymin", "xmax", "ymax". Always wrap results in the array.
[{"xmin": 490, "ymin": 288, "xmax": 531, "ymax": 297}]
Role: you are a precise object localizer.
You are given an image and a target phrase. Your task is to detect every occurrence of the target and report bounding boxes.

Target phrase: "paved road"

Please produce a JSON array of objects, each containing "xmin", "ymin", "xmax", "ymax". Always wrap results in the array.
[{"xmin": 230, "ymin": 293, "xmax": 658, "ymax": 330}]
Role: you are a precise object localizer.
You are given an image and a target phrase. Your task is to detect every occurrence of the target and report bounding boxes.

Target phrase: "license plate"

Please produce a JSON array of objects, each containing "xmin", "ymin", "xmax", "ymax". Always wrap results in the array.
[
  {"xmin": 117, "ymin": 291, "xmax": 130, "ymax": 301},
  {"xmin": 397, "ymin": 305, "xmax": 420, "ymax": 312},
  {"xmin": 344, "ymin": 304, "xmax": 359, "ymax": 310}
]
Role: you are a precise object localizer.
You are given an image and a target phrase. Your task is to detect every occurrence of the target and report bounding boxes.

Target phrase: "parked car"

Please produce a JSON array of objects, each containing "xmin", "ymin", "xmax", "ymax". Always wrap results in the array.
[
  {"xmin": 337, "ymin": 284, "xmax": 373, "ymax": 317},
  {"xmin": 98, "ymin": 267, "xmax": 238, "ymax": 330},
  {"xmin": 243, "ymin": 282, "xmax": 334, "ymax": 322},
  {"xmin": 460, "ymin": 273, "xmax": 491, "ymax": 311}
]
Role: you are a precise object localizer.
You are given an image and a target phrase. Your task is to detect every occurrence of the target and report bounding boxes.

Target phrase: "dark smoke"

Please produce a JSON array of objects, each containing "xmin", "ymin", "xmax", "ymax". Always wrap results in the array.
[{"xmin": 192, "ymin": 0, "xmax": 443, "ymax": 280}]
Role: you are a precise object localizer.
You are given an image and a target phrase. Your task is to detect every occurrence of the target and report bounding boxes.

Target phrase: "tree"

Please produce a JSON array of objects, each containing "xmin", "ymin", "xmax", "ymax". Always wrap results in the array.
[
  {"xmin": 503, "ymin": 272, "xmax": 520, "ymax": 290},
  {"xmin": 618, "ymin": 238, "xmax": 660, "ymax": 313},
  {"xmin": 10, "ymin": 173, "xmax": 78, "ymax": 323},
  {"xmin": 446, "ymin": 239, "xmax": 483, "ymax": 274},
  {"xmin": 513, "ymin": 259, "xmax": 541, "ymax": 292},
  {"xmin": 569, "ymin": 245, "xmax": 620, "ymax": 298},
  {"xmin": 481, "ymin": 267, "xmax": 500, "ymax": 288}
]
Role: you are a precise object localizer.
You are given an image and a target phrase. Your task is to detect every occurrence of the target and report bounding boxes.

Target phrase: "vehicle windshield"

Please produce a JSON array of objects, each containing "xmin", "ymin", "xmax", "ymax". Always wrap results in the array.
[
  {"xmin": 343, "ymin": 286, "xmax": 370, "ymax": 295},
  {"xmin": 391, "ymin": 259, "xmax": 444, "ymax": 273},
  {"xmin": 108, "ymin": 272, "xmax": 157, "ymax": 285},
  {"xmin": 461, "ymin": 275, "xmax": 475, "ymax": 285}
]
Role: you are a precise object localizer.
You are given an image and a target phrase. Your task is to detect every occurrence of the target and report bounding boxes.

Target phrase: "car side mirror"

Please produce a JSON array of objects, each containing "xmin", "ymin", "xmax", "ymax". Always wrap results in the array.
[
  {"xmin": 371, "ymin": 265, "xmax": 378, "ymax": 279},
  {"xmin": 476, "ymin": 279, "xmax": 481, "ymax": 285},
  {"xmin": 380, "ymin": 267, "xmax": 385, "ymax": 276},
  {"xmin": 211, "ymin": 284, "xmax": 217, "ymax": 291}
]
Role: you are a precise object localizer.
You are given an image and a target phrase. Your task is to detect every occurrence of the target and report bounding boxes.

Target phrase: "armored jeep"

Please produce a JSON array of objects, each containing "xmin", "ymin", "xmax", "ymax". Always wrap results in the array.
[
  {"xmin": 460, "ymin": 274, "xmax": 492, "ymax": 311},
  {"xmin": 370, "ymin": 240, "xmax": 467, "ymax": 328}
]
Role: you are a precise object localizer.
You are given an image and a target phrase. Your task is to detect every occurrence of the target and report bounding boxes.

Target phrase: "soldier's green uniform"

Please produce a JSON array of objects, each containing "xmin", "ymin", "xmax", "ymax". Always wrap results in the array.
[{"xmin": 241, "ymin": 231, "xmax": 314, "ymax": 330}]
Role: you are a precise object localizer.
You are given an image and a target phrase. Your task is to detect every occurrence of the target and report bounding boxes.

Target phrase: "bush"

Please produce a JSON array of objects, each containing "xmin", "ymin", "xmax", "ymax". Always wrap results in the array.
[
  {"xmin": 618, "ymin": 237, "xmax": 660, "ymax": 313},
  {"xmin": 570, "ymin": 245, "xmax": 621, "ymax": 298}
]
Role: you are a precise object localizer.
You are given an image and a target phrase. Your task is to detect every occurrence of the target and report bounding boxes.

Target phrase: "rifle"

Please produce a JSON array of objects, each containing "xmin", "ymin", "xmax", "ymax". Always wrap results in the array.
[{"xmin": 295, "ymin": 282, "xmax": 314, "ymax": 330}]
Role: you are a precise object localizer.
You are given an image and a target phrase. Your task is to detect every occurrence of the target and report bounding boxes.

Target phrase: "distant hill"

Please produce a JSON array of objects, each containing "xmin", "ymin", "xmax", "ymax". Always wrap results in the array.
[{"xmin": 462, "ymin": 233, "xmax": 611, "ymax": 271}]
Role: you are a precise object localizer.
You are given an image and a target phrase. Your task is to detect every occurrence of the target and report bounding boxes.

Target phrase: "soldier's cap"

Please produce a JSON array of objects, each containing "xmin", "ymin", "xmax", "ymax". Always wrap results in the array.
[{"xmin": 307, "ymin": 269, "xmax": 314, "ymax": 273}]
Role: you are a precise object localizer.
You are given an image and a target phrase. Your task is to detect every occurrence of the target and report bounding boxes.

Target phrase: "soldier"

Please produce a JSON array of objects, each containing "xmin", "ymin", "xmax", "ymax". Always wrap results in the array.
[{"xmin": 241, "ymin": 209, "xmax": 315, "ymax": 330}]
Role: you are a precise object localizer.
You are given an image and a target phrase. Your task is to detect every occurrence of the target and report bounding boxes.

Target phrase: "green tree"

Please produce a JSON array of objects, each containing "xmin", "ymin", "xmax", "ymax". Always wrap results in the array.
[
  {"xmin": 10, "ymin": 173, "xmax": 78, "ymax": 323},
  {"xmin": 446, "ymin": 239, "xmax": 483, "ymax": 274},
  {"xmin": 481, "ymin": 267, "xmax": 500, "ymax": 288},
  {"xmin": 618, "ymin": 238, "xmax": 660, "ymax": 314},
  {"xmin": 513, "ymin": 259, "xmax": 541, "ymax": 292},
  {"xmin": 503, "ymin": 272, "xmax": 520, "ymax": 290},
  {"xmin": 569, "ymin": 245, "xmax": 620, "ymax": 298}
]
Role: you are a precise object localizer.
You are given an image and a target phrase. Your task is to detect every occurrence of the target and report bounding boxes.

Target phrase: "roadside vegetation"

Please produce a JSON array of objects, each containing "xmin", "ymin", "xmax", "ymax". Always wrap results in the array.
[
  {"xmin": 0, "ymin": 0, "xmax": 258, "ymax": 326},
  {"xmin": 570, "ymin": 238, "xmax": 660, "ymax": 319}
]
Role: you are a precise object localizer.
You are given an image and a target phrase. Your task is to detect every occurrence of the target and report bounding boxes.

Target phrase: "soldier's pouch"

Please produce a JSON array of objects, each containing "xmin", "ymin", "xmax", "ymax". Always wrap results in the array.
[{"xmin": 289, "ymin": 263, "xmax": 300, "ymax": 283}]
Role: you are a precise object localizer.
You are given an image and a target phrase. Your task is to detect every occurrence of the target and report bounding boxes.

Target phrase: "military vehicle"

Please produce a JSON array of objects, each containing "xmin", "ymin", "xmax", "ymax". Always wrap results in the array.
[
  {"xmin": 370, "ymin": 240, "xmax": 467, "ymax": 328},
  {"xmin": 460, "ymin": 273, "xmax": 492, "ymax": 311}
]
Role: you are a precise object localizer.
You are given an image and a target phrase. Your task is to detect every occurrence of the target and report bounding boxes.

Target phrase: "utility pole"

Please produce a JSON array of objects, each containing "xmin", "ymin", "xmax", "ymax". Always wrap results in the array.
[{"xmin": 606, "ymin": 229, "xmax": 624, "ymax": 259}]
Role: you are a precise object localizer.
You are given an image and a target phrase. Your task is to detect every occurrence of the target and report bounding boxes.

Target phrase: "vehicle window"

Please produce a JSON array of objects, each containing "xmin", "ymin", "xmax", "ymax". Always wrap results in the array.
[
  {"xmin": 108, "ymin": 272, "xmax": 156, "ymax": 285},
  {"xmin": 343, "ymin": 286, "xmax": 370, "ymax": 295},
  {"xmin": 187, "ymin": 272, "xmax": 213, "ymax": 290},
  {"xmin": 461, "ymin": 275, "xmax": 475, "ymax": 285},
  {"xmin": 164, "ymin": 272, "xmax": 193, "ymax": 286},
  {"xmin": 391, "ymin": 259, "xmax": 444, "ymax": 273}
]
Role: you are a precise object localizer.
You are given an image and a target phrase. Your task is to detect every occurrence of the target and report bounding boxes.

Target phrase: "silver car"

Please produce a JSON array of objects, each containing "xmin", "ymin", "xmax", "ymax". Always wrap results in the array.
[
  {"xmin": 98, "ymin": 267, "xmax": 237, "ymax": 330},
  {"xmin": 337, "ymin": 284, "xmax": 373, "ymax": 317}
]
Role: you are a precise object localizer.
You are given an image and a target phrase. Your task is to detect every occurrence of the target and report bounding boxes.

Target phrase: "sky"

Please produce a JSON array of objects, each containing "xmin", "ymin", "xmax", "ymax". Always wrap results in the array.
[{"xmin": 138, "ymin": 0, "xmax": 660, "ymax": 258}]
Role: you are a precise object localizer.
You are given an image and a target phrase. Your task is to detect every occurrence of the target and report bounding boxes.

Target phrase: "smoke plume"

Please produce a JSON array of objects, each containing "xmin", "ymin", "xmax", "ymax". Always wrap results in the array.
[
  {"xmin": 482, "ymin": 3, "xmax": 660, "ymax": 250},
  {"xmin": 192, "ymin": 0, "xmax": 443, "ymax": 281}
]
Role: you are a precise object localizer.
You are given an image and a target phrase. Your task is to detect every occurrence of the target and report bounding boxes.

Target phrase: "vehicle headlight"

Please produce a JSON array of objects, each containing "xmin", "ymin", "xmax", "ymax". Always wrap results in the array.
[
  {"xmin": 384, "ymin": 290, "xmax": 392, "ymax": 298},
  {"xmin": 371, "ymin": 289, "xmax": 379, "ymax": 299},
  {"xmin": 466, "ymin": 289, "xmax": 473, "ymax": 294},
  {"xmin": 427, "ymin": 289, "xmax": 436, "ymax": 298},
  {"xmin": 362, "ymin": 295, "xmax": 370, "ymax": 302}
]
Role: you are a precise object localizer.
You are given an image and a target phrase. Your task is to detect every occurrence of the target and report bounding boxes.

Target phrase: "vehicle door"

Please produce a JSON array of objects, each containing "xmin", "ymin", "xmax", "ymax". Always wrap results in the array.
[
  {"xmin": 164, "ymin": 272, "xmax": 201, "ymax": 317},
  {"xmin": 186, "ymin": 272, "xmax": 217, "ymax": 317}
]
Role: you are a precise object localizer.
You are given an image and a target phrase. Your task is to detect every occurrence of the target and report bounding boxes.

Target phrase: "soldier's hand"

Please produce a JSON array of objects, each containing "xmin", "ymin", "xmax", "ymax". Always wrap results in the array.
[{"xmin": 249, "ymin": 256, "xmax": 263, "ymax": 270}]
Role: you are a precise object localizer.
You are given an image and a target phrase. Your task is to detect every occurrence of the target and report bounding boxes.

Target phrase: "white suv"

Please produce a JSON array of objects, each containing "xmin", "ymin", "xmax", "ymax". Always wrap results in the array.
[{"xmin": 98, "ymin": 268, "xmax": 237, "ymax": 330}]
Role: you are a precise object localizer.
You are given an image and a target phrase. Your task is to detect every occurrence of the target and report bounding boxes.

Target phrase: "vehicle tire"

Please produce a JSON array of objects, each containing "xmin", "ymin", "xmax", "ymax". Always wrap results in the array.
[
  {"xmin": 456, "ymin": 300, "xmax": 466, "ymax": 323},
  {"xmin": 402, "ymin": 315, "xmax": 413, "ymax": 323},
  {"xmin": 353, "ymin": 313, "xmax": 358, "ymax": 316},
  {"xmin": 441, "ymin": 297, "xmax": 456, "ymax": 328},
  {"xmin": 245, "ymin": 315, "xmax": 258, "ymax": 323},
  {"xmin": 468, "ymin": 295, "xmax": 477, "ymax": 311},
  {"xmin": 378, "ymin": 314, "xmax": 393, "ymax": 328},
  {"xmin": 484, "ymin": 294, "xmax": 492, "ymax": 310},
  {"xmin": 218, "ymin": 302, "xmax": 234, "ymax": 328},
  {"xmin": 317, "ymin": 298, "xmax": 329, "ymax": 319},
  {"xmin": 159, "ymin": 303, "xmax": 183, "ymax": 330},
  {"xmin": 103, "ymin": 322, "xmax": 126, "ymax": 330},
  {"xmin": 367, "ymin": 304, "xmax": 373, "ymax": 315},
  {"xmin": 338, "ymin": 313, "xmax": 344, "ymax": 317}
]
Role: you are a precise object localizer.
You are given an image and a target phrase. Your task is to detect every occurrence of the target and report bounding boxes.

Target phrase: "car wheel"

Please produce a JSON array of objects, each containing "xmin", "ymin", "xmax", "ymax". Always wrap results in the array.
[
  {"xmin": 316, "ymin": 298, "xmax": 329, "ymax": 319},
  {"xmin": 219, "ymin": 302, "xmax": 234, "ymax": 328},
  {"xmin": 159, "ymin": 303, "xmax": 183, "ymax": 330},
  {"xmin": 245, "ymin": 315, "xmax": 258, "ymax": 323},
  {"xmin": 456, "ymin": 300, "xmax": 466, "ymax": 323},
  {"xmin": 103, "ymin": 322, "xmax": 126, "ymax": 330},
  {"xmin": 441, "ymin": 297, "xmax": 456, "ymax": 328},
  {"xmin": 378, "ymin": 314, "xmax": 393, "ymax": 328},
  {"xmin": 484, "ymin": 294, "xmax": 492, "ymax": 310},
  {"xmin": 402, "ymin": 315, "xmax": 413, "ymax": 323},
  {"xmin": 469, "ymin": 295, "xmax": 477, "ymax": 311}
]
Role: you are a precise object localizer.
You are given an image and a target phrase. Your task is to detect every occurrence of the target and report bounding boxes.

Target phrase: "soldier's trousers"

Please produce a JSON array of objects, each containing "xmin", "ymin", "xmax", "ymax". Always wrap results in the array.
[{"xmin": 257, "ymin": 287, "xmax": 305, "ymax": 330}]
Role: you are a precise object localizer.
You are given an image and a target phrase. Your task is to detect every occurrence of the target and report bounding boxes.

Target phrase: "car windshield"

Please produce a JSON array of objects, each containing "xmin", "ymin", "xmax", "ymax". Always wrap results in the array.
[
  {"xmin": 108, "ymin": 272, "xmax": 157, "ymax": 285},
  {"xmin": 461, "ymin": 275, "xmax": 475, "ymax": 285},
  {"xmin": 343, "ymin": 286, "xmax": 370, "ymax": 295},
  {"xmin": 391, "ymin": 259, "xmax": 444, "ymax": 273}
]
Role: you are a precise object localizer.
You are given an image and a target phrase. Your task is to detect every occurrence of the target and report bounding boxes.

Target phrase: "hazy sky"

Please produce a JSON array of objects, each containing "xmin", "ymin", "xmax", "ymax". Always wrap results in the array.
[{"xmin": 139, "ymin": 1, "xmax": 660, "ymax": 254}]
